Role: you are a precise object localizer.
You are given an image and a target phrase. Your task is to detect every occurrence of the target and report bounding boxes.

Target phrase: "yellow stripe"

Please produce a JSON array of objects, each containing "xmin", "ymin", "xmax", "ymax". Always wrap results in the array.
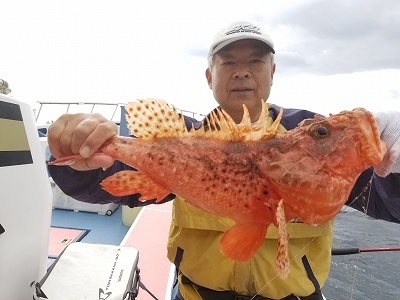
[{"xmin": 0, "ymin": 119, "xmax": 30, "ymax": 151}]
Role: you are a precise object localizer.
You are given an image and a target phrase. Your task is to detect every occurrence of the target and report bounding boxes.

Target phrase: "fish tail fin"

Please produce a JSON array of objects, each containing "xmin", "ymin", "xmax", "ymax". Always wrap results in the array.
[
  {"xmin": 220, "ymin": 223, "xmax": 268, "ymax": 262},
  {"xmin": 101, "ymin": 170, "xmax": 171, "ymax": 202},
  {"xmin": 275, "ymin": 199, "xmax": 290, "ymax": 278},
  {"xmin": 48, "ymin": 153, "xmax": 114, "ymax": 167},
  {"xmin": 48, "ymin": 154, "xmax": 87, "ymax": 166}
]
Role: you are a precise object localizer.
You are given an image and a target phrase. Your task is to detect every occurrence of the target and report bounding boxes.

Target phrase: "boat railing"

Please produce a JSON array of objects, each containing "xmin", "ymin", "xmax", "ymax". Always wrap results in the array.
[
  {"xmin": 178, "ymin": 108, "xmax": 207, "ymax": 120},
  {"xmin": 35, "ymin": 101, "xmax": 206, "ymax": 136},
  {"xmin": 35, "ymin": 101, "xmax": 124, "ymax": 125}
]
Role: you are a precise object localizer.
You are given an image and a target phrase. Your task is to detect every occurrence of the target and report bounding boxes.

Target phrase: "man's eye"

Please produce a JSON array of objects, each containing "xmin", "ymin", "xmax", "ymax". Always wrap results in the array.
[
  {"xmin": 250, "ymin": 59, "xmax": 262, "ymax": 63},
  {"xmin": 221, "ymin": 61, "xmax": 234, "ymax": 65}
]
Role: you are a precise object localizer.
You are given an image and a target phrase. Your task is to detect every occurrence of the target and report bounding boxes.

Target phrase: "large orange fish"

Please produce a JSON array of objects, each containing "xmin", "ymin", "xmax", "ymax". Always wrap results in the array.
[{"xmin": 50, "ymin": 99, "xmax": 386, "ymax": 278}]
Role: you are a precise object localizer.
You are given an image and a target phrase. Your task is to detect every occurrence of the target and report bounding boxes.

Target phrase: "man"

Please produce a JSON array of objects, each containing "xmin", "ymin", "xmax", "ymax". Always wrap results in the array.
[{"xmin": 47, "ymin": 21, "xmax": 400, "ymax": 300}]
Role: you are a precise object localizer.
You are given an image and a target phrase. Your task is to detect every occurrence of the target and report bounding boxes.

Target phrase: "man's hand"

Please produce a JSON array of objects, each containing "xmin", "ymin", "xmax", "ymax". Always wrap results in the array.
[
  {"xmin": 373, "ymin": 111, "xmax": 400, "ymax": 177},
  {"xmin": 47, "ymin": 113, "xmax": 118, "ymax": 171}
]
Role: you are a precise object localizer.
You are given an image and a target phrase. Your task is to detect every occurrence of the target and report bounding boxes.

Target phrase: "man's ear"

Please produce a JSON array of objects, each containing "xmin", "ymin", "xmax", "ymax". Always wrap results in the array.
[
  {"xmin": 271, "ymin": 63, "xmax": 276, "ymax": 86},
  {"xmin": 205, "ymin": 68, "xmax": 212, "ymax": 89}
]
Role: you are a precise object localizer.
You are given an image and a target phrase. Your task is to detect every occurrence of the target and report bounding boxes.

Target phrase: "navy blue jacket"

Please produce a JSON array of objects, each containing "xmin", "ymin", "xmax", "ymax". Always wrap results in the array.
[{"xmin": 48, "ymin": 104, "xmax": 400, "ymax": 223}]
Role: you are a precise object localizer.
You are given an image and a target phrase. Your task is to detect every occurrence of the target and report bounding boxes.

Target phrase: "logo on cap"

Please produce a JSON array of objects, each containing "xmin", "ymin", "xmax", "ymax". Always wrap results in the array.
[{"xmin": 225, "ymin": 24, "xmax": 262, "ymax": 36}]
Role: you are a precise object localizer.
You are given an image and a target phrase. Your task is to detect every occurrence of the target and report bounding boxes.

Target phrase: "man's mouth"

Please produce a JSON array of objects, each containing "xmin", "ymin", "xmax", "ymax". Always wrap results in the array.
[{"xmin": 232, "ymin": 88, "xmax": 252, "ymax": 92}]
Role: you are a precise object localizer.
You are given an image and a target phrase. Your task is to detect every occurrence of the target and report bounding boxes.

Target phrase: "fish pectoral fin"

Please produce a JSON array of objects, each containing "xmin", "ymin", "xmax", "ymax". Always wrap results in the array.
[
  {"xmin": 220, "ymin": 223, "xmax": 268, "ymax": 262},
  {"xmin": 274, "ymin": 199, "xmax": 290, "ymax": 278},
  {"xmin": 101, "ymin": 170, "xmax": 171, "ymax": 202}
]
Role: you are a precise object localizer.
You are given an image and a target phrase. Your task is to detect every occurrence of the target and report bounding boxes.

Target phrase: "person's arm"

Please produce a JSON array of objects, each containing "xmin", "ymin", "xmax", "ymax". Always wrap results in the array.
[
  {"xmin": 46, "ymin": 112, "xmax": 171, "ymax": 207},
  {"xmin": 347, "ymin": 168, "xmax": 400, "ymax": 223},
  {"xmin": 47, "ymin": 112, "xmax": 199, "ymax": 207}
]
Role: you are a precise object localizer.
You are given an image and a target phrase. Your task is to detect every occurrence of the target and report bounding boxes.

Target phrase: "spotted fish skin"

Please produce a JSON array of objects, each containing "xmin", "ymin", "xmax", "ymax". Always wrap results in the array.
[{"xmin": 50, "ymin": 99, "xmax": 386, "ymax": 278}]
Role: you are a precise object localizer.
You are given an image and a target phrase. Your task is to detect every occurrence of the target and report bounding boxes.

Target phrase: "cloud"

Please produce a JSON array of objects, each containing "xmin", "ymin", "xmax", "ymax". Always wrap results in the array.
[
  {"xmin": 270, "ymin": 0, "xmax": 400, "ymax": 75},
  {"xmin": 187, "ymin": 47, "xmax": 208, "ymax": 59},
  {"xmin": 389, "ymin": 90, "xmax": 400, "ymax": 99}
]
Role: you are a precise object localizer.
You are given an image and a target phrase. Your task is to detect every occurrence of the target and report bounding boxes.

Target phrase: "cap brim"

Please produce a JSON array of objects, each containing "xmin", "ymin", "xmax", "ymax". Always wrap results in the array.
[{"xmin": 210, "ymin": 36, "xmax": 275, "ymax": 58}]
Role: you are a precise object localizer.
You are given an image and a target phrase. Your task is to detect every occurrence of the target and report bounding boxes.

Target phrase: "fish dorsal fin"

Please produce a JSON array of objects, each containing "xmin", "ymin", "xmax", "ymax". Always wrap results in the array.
[
  {"xmin": 252, "ymin": 100, "xmax": 284, "ymax": 139},
  {"xmin": 196, "ymin": 100, "xmax": 284, "ymax": 141},
  {"xmin": 125, "ymin": 99, "xmax": 188, "ymax": 139},
  {"xmin": 125, "ymin": 99, "xmax": 283, "ymax": 141}
]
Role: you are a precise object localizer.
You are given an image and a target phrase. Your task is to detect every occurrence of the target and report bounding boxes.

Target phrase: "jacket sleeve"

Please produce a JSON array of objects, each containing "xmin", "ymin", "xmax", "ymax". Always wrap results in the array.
[{"xmin": 347, "ymin": 169, "xmax": 400, "ymax": 223}]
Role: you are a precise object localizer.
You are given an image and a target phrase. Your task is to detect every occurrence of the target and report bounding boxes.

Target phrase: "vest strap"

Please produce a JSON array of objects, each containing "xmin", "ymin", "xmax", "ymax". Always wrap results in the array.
[
  {"xmin": 174, "ymin": 247, "xmax": 184, "ymax": 270},
  {"xmin": 301, "ymin": 255, "xmax": 320, "ymax": 291}
]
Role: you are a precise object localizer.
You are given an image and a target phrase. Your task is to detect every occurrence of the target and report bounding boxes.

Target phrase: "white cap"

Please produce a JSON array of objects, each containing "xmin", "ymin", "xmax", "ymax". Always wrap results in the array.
[{"xmin": 208, "ymin": 21, "xmax": 275, "ymax": 62}]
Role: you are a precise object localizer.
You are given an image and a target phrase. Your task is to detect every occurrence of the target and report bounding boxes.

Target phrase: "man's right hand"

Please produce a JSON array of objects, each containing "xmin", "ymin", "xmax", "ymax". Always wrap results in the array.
[{"xmin": 47, "ymin": 113, "xmax": 118, "ymax": 171}]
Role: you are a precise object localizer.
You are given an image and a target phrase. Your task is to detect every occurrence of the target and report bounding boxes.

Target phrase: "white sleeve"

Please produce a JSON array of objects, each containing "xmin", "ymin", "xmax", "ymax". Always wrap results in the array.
[{"xmin": 373, "ymin": 111, "xmax": 400, "ymax": 177}]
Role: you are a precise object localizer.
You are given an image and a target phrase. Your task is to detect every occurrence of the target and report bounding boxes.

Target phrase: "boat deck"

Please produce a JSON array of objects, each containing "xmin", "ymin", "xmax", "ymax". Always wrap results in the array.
[
  {"xmin": 50, "ymin": 203, "xmax": 400, "ymax": 300},
  {"xmin": 121, "ymin": 202, "xmax": 174, "ymax": 300},
  {"xmin": 50, "ymin": 202, "xmax": 174, "ymax": 300},
  {"xmin": 51, "ymin": 205, "xmax": 129, "ymax": 246}
]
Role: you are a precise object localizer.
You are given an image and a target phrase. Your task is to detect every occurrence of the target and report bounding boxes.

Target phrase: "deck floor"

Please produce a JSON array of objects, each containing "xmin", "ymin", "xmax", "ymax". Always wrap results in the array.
[
  {"xmin": 50, "ymin": 204, "xmax": 173, "ymax": 300},
  {"xmin": 51, "ymin": 205, "xmax": 129, "ymax": 246}
]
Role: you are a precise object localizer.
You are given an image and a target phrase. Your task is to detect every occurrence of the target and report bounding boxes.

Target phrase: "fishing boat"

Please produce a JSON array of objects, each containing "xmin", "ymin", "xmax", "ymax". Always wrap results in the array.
[{"xmin": 1, "ymin": 94, "xmax": 399, "ymax": 299}]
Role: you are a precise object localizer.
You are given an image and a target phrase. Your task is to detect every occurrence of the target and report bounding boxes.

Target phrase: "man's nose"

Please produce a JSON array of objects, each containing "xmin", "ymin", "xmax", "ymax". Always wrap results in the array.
[{"xmin": 233, "ymin": 65, "xmax": 251, "ymax": 79}]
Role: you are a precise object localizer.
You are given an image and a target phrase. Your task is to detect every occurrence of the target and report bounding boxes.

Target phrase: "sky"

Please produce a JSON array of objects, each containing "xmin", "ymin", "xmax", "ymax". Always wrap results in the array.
[{"xmin": 1, "ymin": 0, "xmax": 399, "ymax": 122}]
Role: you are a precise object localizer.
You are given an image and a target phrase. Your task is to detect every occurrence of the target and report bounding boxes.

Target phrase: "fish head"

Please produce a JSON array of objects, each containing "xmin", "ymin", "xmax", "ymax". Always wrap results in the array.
[
  {"xmin": 296, "ymin": 108, "xmax": 386, "ymax": 177},
  {"xmin": 261, "ymin": 108, "xmax": 386, "ymax": 225}
]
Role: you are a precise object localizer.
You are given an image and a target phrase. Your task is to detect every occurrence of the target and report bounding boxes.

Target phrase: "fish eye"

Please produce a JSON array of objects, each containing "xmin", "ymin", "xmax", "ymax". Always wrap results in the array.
[{"xmin": 312, "ymin": 124, "xmax": 330, "ymax": 138}]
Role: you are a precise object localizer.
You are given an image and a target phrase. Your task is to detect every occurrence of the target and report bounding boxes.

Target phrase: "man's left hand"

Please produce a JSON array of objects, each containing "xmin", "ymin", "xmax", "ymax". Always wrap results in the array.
[{"xmin": 373, "ymin": 111, "xmax": 400, "ymax": 177}]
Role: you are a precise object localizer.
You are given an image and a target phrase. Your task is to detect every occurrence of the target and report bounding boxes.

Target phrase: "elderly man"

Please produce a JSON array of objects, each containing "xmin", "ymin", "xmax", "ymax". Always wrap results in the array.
[{"xmin": 47, "ymin": 21, "xmax": 400, "ymax": 300}]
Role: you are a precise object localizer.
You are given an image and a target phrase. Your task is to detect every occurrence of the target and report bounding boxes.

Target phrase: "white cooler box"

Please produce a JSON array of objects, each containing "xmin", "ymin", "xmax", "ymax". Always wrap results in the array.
[
  {"xmin": 32, "ymin": 243, "xmax": 140, "ymax": 300},
  {"xmin": 50, "ymin": 178, "xmax": 119, "ymax": 215}
]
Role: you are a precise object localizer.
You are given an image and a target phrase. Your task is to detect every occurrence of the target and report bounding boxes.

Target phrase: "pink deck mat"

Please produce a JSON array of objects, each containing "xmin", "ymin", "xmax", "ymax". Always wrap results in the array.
[
  {"xmin": 47, "ymin": 226, "xmax": 89, "ymax": 267},
  {"xmin": 121, "ymin": 201, "xmax": 173, "ymax": 300}
]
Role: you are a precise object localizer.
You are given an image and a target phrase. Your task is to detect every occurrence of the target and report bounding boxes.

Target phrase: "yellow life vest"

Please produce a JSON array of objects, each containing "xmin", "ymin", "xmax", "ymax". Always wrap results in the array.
[
  {"xmin": 166, "ymin": 109, "xmax": 334, "ymax": 299},
  {"xmin": 167, "ymin": 197, "xmax": 333, "ymax": 299}
]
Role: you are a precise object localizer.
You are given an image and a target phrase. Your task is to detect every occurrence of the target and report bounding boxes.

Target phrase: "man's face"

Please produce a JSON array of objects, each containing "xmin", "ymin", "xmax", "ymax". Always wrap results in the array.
[{"xmin": 206, "ymin": 39, "xmax": 276, "ymax": 123}]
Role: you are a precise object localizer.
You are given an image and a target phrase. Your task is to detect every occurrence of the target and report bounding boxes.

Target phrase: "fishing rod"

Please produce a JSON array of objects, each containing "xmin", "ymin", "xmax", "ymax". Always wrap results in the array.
[{"xmin": 332, "ymin": 247, "xmax": 400, "ymax": 255}]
